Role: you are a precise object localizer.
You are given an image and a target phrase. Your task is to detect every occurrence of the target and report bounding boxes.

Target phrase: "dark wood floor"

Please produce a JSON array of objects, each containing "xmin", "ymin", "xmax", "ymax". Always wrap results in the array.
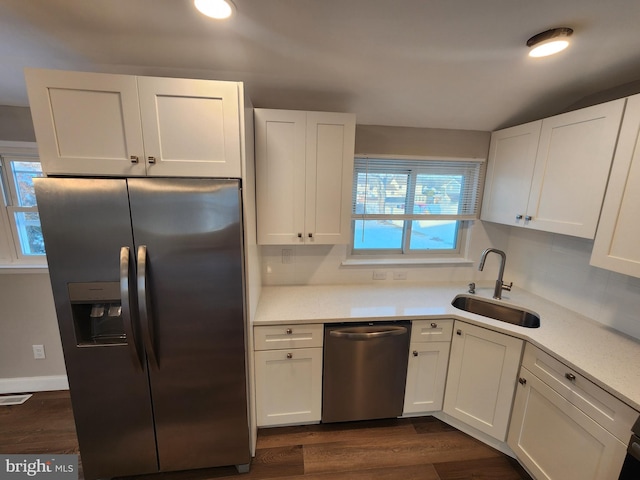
[{"xmin": 0, "ymin": 391, "xmax": 533, "ymax": 480}]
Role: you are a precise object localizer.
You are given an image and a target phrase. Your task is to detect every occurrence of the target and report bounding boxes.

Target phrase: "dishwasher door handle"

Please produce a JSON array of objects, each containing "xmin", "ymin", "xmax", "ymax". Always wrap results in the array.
[{"xmin": 329, "ymin": 326, "xmax": 408, "ymax": 340}]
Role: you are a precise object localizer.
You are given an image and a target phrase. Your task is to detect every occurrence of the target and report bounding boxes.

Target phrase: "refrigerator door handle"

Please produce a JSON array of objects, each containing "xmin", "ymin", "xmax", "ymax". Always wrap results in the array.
[
  {"xmin": 120, "ymin": 246, "xmax": 144, "ymax": 370},
  {"xmin": 137, "ymin": 245, "xmax": 158, "ymax": 368}
]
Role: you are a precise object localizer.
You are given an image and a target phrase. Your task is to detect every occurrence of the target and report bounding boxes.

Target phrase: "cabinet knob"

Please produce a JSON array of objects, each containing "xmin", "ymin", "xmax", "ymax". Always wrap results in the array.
[
  {"xmin": 286, "ymin": 353, "xmax": 293, "ymax": 359},
  {"xmin": 308, "ymin": 233, "xmax": 313, "ymax": 238},
  {"xmin": 430, "ymin": 322, "xmax": 438, "ymax": 328},
  {"xmin": 515, "ymin": 214, "xmax": 523, "ymax": 220},
  {"xmin": 413, "ymin": 350, "xmax": 418, "ymax": 357},
  {"xmin": 518, "ymin": 377, "xmax": 527, "ymax": 385},
  {"xmin": 286, "ymin": 328, "xmax": 293, "ymax": 335},
  {"xmin": 565, "ymin": 372, "xmax": 576, "ymax": 382},
  {"xmin": 456, "ymin": 329, "xmax": 462, "ymax": 336},
  {"xmin": 297, "ymin": 233, "xmax": 303, "ymax": 239},
  {"xmin": 148, "ymin": 156, "xmax": 157, "ymax": 164},
  {"xmin": 525, "ymin": 215, "xmax": 532, "ymax": 222},
  {"xmin": 130, "ymin": 155, "xmax": 139, "ymax": 164}
]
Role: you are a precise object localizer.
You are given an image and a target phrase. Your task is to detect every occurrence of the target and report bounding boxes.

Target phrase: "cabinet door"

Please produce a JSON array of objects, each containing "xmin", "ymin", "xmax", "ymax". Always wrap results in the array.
[
  {"xmin": 304, "ymin": 112, "xmax": 356, "ymax": 244},
  {"xmin": 526, "ymin": 99, "xmax": 625, "ymax": 238},
  {"xmin": 403, "ymin": 342, "xmax": 450, "ymax": 415},
  {"xmin": 508, "ymin": 369, "xmax": 627, "ymax": 480},
  {"xmin": 137, "ymin": 77, "xmax": 241, "ymax": 177},
  {"xmin": 443, "ymin": 321, "xmax": 523, "ymax": 440},
  {"xmin": 591, "ymin": 94, "xmax": 640, "ymax": 277},
  {"xmin": 25, "ymin": 68, "xmax": 146, "ymax": 176},
  {"xmin": 481, "ymin": 121, "xmax": 541, "ymax": 225},
  {"xmin": 254, "ymin": 347, "xmax": 322, "ymax": 427},
  {"xmin": 255, "ymin": 109, "xmax": 307, "ymax": 244}
]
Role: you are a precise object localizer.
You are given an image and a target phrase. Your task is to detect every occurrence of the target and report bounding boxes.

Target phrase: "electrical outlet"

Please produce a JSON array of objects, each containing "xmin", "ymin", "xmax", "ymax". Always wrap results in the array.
[
  {"xmin": 282, "ymin": 248, "xmax": 293, "ymax": 264},
  {"xmin": 372, "ymin": 271, "xmax": 387, "ymax": 280},
  {"xmin": 32, "ymin": 344, "xmax": 45, "ymax": 360},
  {"xmin": 393, "ymin": 271, "xmax": 407, "ymax": 280}
]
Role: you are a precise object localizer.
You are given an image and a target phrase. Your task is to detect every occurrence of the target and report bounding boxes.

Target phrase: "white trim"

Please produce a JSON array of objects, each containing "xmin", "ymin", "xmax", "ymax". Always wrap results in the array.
[
  {"xmin": 0, "ymin": 375, "xmax": 69, "ymax": 394},
  {"xmin": 342, "ymin": 257, "xmax": 474, "ymax": 267},
  {"xmin": 355, "ymin": 153, "xmax": 486, "ymax": 163},
  {"xmin": 0, "ymin": 141, "xmax": 38, "ymax": 156},
  {"xmin": 0, "ymin": 266, "xmax": 48, "ymax": 273}
]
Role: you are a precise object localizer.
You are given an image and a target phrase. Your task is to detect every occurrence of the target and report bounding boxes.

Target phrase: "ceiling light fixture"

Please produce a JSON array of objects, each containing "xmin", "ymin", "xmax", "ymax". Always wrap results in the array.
[
  {"xmin": 527, "ymin": 27, "xmax": 574, "ymax": 58},
  {"xmin": 194, "ymin": 0, "xmax": 235, "ymax": 19}
]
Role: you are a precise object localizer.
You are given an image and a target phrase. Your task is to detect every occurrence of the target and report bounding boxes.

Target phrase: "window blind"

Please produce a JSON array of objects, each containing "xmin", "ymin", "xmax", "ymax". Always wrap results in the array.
[{"xmin": 352, "ymin": 156, "xmax": 485, "ymax": 221}]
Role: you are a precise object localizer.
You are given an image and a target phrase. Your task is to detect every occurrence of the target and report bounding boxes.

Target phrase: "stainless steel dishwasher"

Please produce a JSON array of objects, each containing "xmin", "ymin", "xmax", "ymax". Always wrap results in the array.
[{"xmin": 322, "ymin": 321, "xmax": 411, "ymax": 423}]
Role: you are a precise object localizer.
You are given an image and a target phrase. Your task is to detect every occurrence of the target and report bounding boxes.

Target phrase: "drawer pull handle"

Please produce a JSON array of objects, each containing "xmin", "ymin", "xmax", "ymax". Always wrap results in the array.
[
  {"xmin": 518, "ymin": 377, "xmax": 527, "ymax": 385},
  {"xmin": 286, "ymin": 353, "xmax": 292, "ymax": 359},
  {"xmin": 565, "ymin": 373, "xmax": 576, "ymax": 382},
  {"xmin": 413, "ymin": 350, "xmax": 418, "ymax": 357},
  {"xmin": 430, "ymin": 322, "xmax": 438, "ymax": 328},
  {"xmin": 286, "ymin": 328, "xmax": 293, "ymax": 334}
]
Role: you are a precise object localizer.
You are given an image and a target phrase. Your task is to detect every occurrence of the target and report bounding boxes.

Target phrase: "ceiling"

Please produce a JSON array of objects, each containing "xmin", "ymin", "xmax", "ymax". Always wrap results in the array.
[{"xmin": 1, "ymin": 0, "xmax": 639, "ymax": 131}]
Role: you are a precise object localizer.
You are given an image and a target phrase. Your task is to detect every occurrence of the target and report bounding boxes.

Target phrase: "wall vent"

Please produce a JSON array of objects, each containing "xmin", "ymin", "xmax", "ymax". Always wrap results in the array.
[{"xmin": 0, "ymin": 394, "xmax": 32, "ymax": 406}]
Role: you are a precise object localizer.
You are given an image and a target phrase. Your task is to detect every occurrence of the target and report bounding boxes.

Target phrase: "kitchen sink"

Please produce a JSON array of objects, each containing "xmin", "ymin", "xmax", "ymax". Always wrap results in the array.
[{"xmin": 451, "ymin": 294, "xmax": 540, "ymax": 328}]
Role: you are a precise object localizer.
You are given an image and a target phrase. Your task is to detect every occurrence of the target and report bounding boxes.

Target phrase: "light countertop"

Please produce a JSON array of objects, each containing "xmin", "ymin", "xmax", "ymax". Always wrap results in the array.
[{"xmin": 254, "ymin": 283, "xmax": 640, "ymax": 413}]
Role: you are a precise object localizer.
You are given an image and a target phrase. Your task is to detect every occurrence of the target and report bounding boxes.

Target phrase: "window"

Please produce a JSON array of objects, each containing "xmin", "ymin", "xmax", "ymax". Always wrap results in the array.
[
  {"xmin": 351, "ymin": 156, "xmax": 484, "ymax": 258},
  {"xmin": 0, "ymin": 150, "xmax": 46, "ymax": 264}
]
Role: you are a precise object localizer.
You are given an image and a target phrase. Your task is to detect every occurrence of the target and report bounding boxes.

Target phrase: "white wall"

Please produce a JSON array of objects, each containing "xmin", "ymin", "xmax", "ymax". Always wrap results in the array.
[
  {"xmin": 0, "ymin": 107, "xmax": 67, "ymax": 387},
  {"xmin": 504, "ymin": 227, "xmax": 640, "ymax": 341},
  {"xmin": 0, "ymin": 273, "xmax": 66, "ymax": 379},
  {"xmin": 0, "ymin": 106, "xmax": 36, "ymax": 142}
]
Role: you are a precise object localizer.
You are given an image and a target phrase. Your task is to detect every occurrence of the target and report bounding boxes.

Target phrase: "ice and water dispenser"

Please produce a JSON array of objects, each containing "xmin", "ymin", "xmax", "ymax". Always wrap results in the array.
[{"xmin": 68, "ymin": 282, "xmax": 127, "ymax": 345}]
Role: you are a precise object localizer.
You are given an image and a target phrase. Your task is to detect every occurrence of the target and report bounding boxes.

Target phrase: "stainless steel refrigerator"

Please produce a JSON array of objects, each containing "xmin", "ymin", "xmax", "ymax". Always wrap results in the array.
[{"xmin": 34, "ymin": 177, "xmax": 250, "ymax": 479}]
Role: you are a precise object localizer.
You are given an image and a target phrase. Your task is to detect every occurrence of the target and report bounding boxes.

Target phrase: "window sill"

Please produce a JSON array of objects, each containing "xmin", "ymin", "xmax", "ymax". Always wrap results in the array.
[
  {"xmin": 341, "ymin": 257, "xmax": 475, "ymax": 267},
  {"xmin": 0, "ymin": 264, "xmax": 48, "ymax": 274}
]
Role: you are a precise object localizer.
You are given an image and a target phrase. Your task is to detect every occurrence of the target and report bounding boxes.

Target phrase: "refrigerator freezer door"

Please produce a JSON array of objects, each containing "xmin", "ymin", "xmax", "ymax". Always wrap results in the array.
[
  {"xmin": 127, "ymin": 178, "xmax": 250, "ymax": 471},
  {"xmin": 34, "ymin": 177, "xmax": 158, "ymax": 480}
]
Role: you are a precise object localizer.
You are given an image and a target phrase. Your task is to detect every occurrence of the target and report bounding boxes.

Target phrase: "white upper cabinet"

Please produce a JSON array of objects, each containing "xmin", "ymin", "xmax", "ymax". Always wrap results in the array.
[
  {"xmin": 255, "ymin": 108, "xmax": 356, "ymax": 245},
  {"xmin": 591, "ymin": 94, "xmax": 640, "ymax": 277},
  {"xmin": 481, "ymin": 99, "xmax": 625, "ymax": 239},
  {"xmin": 481, "ymin": 121, "xmax": 541, "ymax": 226},
  {"xmin": 25, "ymin": 68, "xmax": 242, "ymax": 177}
]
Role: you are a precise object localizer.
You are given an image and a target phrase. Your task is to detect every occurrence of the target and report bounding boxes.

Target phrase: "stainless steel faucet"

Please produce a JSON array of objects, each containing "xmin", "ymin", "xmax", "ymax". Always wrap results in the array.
[{"xmin": 478, "ymin": 248, "xmax": 512, "ymax": 300}]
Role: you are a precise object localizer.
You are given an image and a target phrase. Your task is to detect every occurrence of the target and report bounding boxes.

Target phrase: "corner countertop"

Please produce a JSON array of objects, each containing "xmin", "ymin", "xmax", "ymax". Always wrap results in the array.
[{"xmin": 254, "ymin": 283, "xmax": 640, "ymax": 413}]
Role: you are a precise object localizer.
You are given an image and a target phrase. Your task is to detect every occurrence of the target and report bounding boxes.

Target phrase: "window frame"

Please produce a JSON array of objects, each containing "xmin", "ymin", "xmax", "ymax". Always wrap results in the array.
[
  {"xmin": 349, "ymin": 154, "xmax": 485, "ymax": 262},
  {"xmin": 0, "ymin": 141, "xmax": 47, "ymax": 269}
]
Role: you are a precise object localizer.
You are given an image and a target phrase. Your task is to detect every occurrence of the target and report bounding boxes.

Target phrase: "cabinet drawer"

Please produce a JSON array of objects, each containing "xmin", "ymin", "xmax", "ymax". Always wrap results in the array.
[
  {"xmin": 522, "ymin": 343, "xmax": 638, "ymax": 442},
  {"xmin": 254, "ymin": 324, "xmax": 324, "ymax": 350},
  {"xmin": 410, "ymin": 319, "xmax": 454, "ymax": 343}
]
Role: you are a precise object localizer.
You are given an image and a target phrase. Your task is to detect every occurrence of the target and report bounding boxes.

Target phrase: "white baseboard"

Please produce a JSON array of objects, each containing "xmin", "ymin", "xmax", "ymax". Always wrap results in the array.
[{"xmin": 0, "ymin": 375, "xmax": 69, "ymax": 394}]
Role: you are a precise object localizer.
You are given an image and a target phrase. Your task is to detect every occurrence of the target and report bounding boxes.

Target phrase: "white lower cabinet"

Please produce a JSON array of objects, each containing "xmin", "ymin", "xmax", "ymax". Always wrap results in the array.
[
  {"xmin": 508, "ymin": 344, "xmax": 636, "ymax": 480},
  {"xmin": 254, "ymin": 324, "xmax": 323, "ymax": 427},
  {"xmin": 443, "ymin": 321, "xmax": 523, "ymax": 441},
  {"xmin": 403, "ymin": 320, "xmax": 453, "ymax": 415},
  {"xmin": 508, "ymin": 368, "xmax": 627, "ymax": 480}
]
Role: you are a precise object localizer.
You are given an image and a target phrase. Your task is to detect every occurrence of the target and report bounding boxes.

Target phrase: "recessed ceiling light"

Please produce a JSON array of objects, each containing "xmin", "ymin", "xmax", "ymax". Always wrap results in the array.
[
  {"xmin": 527, "ymin": 27, "xmax": 574, "ymax": 58},
  {"xmin": 194, "ymin": 0, "xmax": 235, "ymax": 20}
]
